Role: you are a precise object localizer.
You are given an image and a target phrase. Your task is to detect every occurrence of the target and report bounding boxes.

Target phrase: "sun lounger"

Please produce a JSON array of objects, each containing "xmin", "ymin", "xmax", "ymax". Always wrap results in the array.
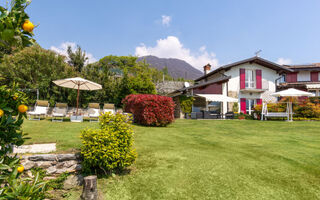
[
  {"xmin": 103, "ymin": 103, "xmax": 115, "ymax": 114},
  {"xmin": 28, "ymin": 100, "xmax": 49, "ymax": 120},
  {"xmin": 52, "ymin": 103, "xmax": 68, "ymax": 122},
  {"xmin": 88, "ymin": 103, "xmax": 100, "ymax": 122}
]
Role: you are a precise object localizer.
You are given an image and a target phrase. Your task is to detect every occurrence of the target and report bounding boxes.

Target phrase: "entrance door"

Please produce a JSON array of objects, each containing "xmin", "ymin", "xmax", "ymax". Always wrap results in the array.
[{"xmin": 246, "ymin": 99, "xmax": 256, "ymax": 115}]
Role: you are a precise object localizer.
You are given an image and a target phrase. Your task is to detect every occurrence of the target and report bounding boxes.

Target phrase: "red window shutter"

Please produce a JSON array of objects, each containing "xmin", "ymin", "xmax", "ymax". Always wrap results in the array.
[
  {"xmin": 240, "ymin": 98, "xmax": 246, "ymax": 114},
  {"xmin": 240, "ymin": 69, "xmax": 245, "ymax": 89},
  {"xmin": 311, "ymin": 72, "xmax": 319, "ymax": 82},
  {"xmin": 256, "ymin": 99, "xmax": 262, "ymax": 105},
  {"xmin": 256, "ymin": 70, "xmax": 262, "ymax": 89},
  {"xmin": 287, "ymin": 73, "xmax": 297, "ymax": 83}
]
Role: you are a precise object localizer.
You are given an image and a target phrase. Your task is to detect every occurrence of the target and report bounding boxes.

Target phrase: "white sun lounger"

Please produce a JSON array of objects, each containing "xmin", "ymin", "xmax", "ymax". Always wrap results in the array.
[
  {"xmin": 28, "ymin": 100, "xmax": 49, "ymax": 120},
  {"xmin": 88, "ymin": 103, "xmax": 100, "ymax": 122},
  {"xmin": 103, "ymin": 103, "xmax": 115, "ymax": 114},
  {"xmin": 52, "ymin": 103, "xmax": 68, "ymax": 122}
]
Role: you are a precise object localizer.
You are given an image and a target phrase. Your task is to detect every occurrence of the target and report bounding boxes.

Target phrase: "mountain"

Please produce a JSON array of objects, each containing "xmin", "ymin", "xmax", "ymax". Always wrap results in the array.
[{"xmin": 137, "ymin": 55, "xmax": 203, "ymax": 80}]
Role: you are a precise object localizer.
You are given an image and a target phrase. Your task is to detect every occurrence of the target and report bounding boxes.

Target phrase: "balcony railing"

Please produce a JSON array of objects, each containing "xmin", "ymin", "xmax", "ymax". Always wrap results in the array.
[{"xmin": 240, "ymin": 80, "xmax": 269, "ymax": 92}]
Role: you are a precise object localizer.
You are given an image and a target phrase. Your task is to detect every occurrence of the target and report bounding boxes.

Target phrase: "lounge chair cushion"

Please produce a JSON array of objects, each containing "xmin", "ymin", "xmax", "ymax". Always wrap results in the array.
[
  {"xmin": 88, "ymin": 103, "xmax": 100, "ymax": 109},
  {"xmin": 36, "ymin": 100, "xmax": 49, "ymax": 107},
  {"xmin": 103, "ymin": 103, "xmax": 115, "ymax": 109},
  {"xmin": 29, "ymin": 106, "xmax": 48, "ymax": 115},
  {"xmin": 88, "ymin": 108, "xmax": 100, "ymax": 117},
  {"xmin": 104, "ymin": 109, "xmax": 114, "ymax": 114}
]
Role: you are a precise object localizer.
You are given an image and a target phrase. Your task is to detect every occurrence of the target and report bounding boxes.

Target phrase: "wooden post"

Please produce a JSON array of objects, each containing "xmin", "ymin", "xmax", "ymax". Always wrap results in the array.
[
  {"xmin": 81, "ymin": 175, "xmax": 98, "ymax": 200},
  {"xmin": 76, "ymin": 85, "xmax": 80, "ymax": 116}
]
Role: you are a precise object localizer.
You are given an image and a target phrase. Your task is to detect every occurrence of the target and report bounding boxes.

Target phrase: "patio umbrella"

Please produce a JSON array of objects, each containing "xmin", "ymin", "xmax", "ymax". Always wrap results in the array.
[
  {"xmin": 271, "ymin": 88, "xmax": 315, "ymax": 97},
  {"xmin": 271, "ymin": 88, "xmax": 315, "ymax": 121},
  {"xmin": 53, "ymin": 77, "xmax": 102, "ymax": 115}
]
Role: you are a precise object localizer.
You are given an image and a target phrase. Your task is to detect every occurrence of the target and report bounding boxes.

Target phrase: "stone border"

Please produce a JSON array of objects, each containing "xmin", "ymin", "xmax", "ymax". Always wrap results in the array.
[{"xmin": 21, "ymin": 154, "xmax": 82, "ymax": 174}]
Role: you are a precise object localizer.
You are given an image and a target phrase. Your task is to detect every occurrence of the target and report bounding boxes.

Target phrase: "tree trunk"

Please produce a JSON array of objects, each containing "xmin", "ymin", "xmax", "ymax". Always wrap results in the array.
[{"xmin": 81, "ymin": 175, "xmax": 98, "ymax": 200}]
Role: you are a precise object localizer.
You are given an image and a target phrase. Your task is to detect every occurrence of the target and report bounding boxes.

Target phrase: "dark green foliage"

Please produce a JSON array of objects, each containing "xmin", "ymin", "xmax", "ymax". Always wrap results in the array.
[
  {"xmin": 0, "ymin": 45, "xmax": 75, "ymax": 106},
  {"xmin": 179, "ymin": 95, "xmax": 194, "ymax": 114},
  {"xmin": 1, "ymin": 49, "xmax": 162, "ymax": 107},
  {"xmin": 81, "ymin": 112, "xmax": 137, "ymax": 174}
]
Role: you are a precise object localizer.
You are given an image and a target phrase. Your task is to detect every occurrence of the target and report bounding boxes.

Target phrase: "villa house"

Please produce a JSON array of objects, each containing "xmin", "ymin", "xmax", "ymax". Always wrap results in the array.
[
  {"xmin": 170, "ymin": 57, "xmax": 293, "ymax": 117},
  {"xmin": 278, "ymin": 63, "xmax": 320, "ymax": 96}
]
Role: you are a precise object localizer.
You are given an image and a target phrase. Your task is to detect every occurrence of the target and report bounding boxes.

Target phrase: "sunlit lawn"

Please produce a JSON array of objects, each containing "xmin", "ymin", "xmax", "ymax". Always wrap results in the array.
[{"xmin": 23, "ymin": 119, "xmax": 320, "ymax": 199}]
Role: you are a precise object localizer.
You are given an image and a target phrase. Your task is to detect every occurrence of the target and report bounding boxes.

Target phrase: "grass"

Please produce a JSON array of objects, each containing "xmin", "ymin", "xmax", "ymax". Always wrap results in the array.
[
  {"xmin": 22, "ymin": 120, "xmax": 98, "ymax": 152},
  {"xmin": 22, "ymin": 119, "xmax": 320, "ymax": 199}
]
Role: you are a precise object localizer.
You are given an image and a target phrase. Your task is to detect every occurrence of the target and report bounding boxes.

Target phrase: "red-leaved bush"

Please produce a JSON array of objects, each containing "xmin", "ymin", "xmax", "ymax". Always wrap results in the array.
[{"xmin": 122, "ymin": 94, "xmax": 175, "ymax": 126}]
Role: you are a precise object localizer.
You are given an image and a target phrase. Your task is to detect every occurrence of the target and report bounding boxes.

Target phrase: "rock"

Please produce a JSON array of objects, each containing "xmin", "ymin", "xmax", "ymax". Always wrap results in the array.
[
  {"xmin": 35, "ymin": 161, "xmax": 52, "ymax": 168},
  {"xmin": 75, "ymin": 164, "xmax": 82, "ymax": 171},
  {"xmin": 64, "ymin": 160, "xmax": 78, "ymax": 168},
  {"xmin": 28, "ymin": 154, "xmax": 57, "ymax": 161},
  {"xmin": 57, "ymin": 154, "xmax": 77, "ymax": 161},
  {"xmin": 63, "ymin": 174, "xmax": 84, "ymax": 190},
  {"xmin": 46, "ymin": 166, "xmax": 57, "ymax": 174},
  {"xmin": 21, "ymin": 160, "xmax": 35, "ymax": 170},
  {"xmin": 55, "ymin": 162, "xmax": 65, "ymax": 169}
]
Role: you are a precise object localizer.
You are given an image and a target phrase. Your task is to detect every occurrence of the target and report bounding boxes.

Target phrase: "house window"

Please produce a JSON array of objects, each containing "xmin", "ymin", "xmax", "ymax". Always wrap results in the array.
[
  {"xmin": 245, "ymin": 69, "xmax": 256, "ymax": 88},
  {"xmin": 208, "ymin": 102, "xmax": 221, "ymax": 113},
  {"xmin": 297, "ymin": 71, "xmax": 310, "ymax": 82},
  {"xmin": 246, "ymin": 99, "xmax": 256, "ymax": 114}
]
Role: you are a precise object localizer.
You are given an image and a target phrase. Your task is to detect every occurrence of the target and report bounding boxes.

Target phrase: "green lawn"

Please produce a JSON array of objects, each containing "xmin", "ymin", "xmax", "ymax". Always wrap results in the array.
[{"xmin": 23, "ymin": 119, "xmax": 320, "ymax": 199}]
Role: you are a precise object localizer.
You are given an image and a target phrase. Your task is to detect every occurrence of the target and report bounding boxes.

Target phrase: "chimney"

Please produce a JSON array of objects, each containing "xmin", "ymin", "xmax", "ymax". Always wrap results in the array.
[{"xmin": 203, "ymin": 64, "xmax": 211, "ymax": 75}]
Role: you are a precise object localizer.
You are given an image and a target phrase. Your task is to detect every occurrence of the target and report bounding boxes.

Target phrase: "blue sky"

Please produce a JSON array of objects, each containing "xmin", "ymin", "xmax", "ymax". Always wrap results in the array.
[{"xmin": 21, "ymin": 0, "xmax": 320, "ymax": 70}]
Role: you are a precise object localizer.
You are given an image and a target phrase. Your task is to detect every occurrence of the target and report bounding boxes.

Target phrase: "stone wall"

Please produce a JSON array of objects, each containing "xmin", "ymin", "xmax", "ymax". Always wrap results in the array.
[{"xmin": 21, "ymin": 154, "xmax": 82, "ymax": 175}]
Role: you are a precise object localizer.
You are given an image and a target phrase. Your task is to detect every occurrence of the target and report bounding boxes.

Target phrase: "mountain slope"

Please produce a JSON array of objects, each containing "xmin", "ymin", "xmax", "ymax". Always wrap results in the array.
[{"xmin": 137, "ymin": 55, "xmax": 203, "ymax": 80}]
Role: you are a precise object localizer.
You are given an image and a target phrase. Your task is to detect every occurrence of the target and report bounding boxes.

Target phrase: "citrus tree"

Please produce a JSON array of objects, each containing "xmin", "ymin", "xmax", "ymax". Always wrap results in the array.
[{"xmin": 0, "ymin": 0, "xmax": 35, "ymax": 58}]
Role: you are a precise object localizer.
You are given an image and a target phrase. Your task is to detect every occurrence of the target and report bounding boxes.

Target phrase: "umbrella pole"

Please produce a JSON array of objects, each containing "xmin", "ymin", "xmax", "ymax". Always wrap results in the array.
[{"xmin": 76, "ymin": 85, "xmax": 80, "ymax": 116}]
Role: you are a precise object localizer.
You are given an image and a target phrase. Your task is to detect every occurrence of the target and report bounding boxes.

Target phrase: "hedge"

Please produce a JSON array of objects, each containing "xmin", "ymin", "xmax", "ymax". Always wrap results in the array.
[{"xmin": 122, "ymin": 94, "xmax": 175, "ymax": 126}]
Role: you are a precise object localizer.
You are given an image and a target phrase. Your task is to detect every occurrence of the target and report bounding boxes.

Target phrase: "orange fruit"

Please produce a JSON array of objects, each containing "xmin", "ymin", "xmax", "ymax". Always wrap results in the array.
[
  {"xmin": 18, "ymin": 105, "xmax": 28, "ymax": 113},
  {"xmin": 22, "ymin": 20, "xmax": 34, "ymax": 32},
  {"xmin": 0, "ymin": 109, "xmax": 3, "ymax": 117},
  {"xmin": 17, "ymin": 165, "xmax": 24, "ymax": 173}
]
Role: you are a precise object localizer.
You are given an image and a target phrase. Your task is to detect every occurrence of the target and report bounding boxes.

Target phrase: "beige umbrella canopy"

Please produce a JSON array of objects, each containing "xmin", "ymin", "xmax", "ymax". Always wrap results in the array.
[{"xmin": 53, "ymin": 77, "xmax": 102, "ymax": 115}]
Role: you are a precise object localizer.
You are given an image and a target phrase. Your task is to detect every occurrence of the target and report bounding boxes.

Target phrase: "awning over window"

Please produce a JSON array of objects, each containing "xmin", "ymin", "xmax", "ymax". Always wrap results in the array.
[
  {"xmin": 196, "ymin": 94, "xmax": 238, "ymax": 102},
  {"xmin": 306, "ymin": 84, "xmax": 320, "ymax": 89}
]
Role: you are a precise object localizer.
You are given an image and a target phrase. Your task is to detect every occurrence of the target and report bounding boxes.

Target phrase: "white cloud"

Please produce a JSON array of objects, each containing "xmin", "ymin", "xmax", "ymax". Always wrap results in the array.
[
  {"xmin": 161, "ymin": 15, "xmax": 171, "ymax": 27},
  {"xmin": 277, "ymin": 58, "xmax": 292, "ymax": 65},
  {"xmin": 135, "ymin": 36, "xmax": 218, "ymax": 70},
  {"xmin": 50, "ymin": 42, "xmax": 97, "ymax": 64}
]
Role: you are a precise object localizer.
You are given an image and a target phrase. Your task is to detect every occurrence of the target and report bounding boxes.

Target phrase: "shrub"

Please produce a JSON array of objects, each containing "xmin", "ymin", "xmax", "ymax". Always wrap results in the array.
[
  {"xmin": 81, "ymin": 112, "xmax": 137, "ymax": 174},
  {"xmin": 232, "ymin": 102, "xmax": 239, "ymax": 113},
  {"xmin": 179, "ymin": 95, "xmax": 194, "ymax": 114},
  {"xmin": 122, "ymin": 94, "xmax": 175, "ymax": 126}
]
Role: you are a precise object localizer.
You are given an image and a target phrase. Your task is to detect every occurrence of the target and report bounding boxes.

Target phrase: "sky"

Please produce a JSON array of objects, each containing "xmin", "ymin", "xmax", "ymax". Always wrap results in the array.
[{"xmin": 16, "ymin": 0, "xmax": 320, "ymax": 70}]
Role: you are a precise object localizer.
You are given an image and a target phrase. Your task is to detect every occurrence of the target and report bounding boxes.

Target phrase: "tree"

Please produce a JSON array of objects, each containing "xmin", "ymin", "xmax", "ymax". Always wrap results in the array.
[
  {"xmin": 0, "ymin": 0, "xmax": 36, "ymax": 59},
  {"xmin": 0, "ymin": 45, "xmax": 75, "ymax": 106},
  {"xmin": 83, "ymin": 56, "xmax": 156, "ymax": 107},
  {"xmin": 67, "ymin": 45, "xmax": 88, "ymax": 72}
]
